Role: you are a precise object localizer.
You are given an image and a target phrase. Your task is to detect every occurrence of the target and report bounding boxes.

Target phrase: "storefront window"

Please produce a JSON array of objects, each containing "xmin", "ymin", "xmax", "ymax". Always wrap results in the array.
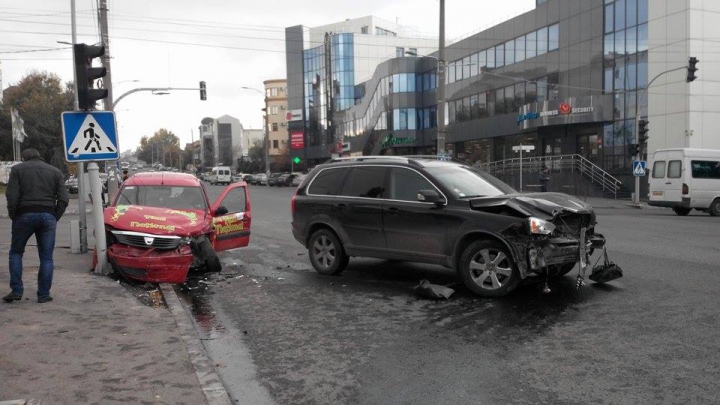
[{"xmin": 495, "ymin": 88, "xmax": 505, "ymax": 114}]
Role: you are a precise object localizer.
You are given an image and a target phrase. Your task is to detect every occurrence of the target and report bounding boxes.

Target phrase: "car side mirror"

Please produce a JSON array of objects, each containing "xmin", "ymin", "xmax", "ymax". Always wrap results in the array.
[
  {"xmin": 417, "ymin": 189, "xmax": 445, "ymax": 206},
  {"xmin": 215, "ymin": 206, "xmax": 229, "ymax": 216}
]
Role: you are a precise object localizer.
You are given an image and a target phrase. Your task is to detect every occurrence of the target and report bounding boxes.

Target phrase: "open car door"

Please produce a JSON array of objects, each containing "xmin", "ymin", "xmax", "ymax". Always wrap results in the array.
[{"xmin": 211, "ymin": 182, "xmax": 251, "ymax": 252}]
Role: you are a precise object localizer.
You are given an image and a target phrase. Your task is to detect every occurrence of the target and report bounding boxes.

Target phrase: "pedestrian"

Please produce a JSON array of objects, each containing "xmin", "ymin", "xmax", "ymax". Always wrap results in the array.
[
  {"xmin": 121, "ymin": 169, "xmax": 129, "ymax": 182},
  {"xmin": 3, "ymin": 149, "xmax": 69, "ymax": 304},
  {"xmin": 539, "ymin": 166, "xmax": 550, "ymax": 192}
]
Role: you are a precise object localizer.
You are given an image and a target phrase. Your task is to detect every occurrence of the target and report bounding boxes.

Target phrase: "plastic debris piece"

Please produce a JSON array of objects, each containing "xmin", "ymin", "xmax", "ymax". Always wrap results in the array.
[
  {"xmin": 414, "ymin": 280, "xmax": 454, "ymax": 300},
  {"xmin": 278, "ymin": 278, "xmax": 285, "ymax": 280}
]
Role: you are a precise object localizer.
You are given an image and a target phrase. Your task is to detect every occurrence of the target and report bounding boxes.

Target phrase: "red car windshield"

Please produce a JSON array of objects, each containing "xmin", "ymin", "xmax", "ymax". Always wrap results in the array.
[{"xmin": 116, "ymin": 185, "xmax": 207, "ymax": 210}]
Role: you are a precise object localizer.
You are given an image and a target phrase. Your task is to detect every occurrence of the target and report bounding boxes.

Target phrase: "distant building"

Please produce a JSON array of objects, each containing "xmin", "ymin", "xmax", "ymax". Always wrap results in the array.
[
  {"xmin": 242, "ymin": 129, "xmax": 264, "ymax": 157},
  {"xmin": 264, "ymin": 79, "xmax": 288, "ymax": 169},
  {"xmin": 198, "ymin": 115, "xmax": 244, "ymax": 170}
]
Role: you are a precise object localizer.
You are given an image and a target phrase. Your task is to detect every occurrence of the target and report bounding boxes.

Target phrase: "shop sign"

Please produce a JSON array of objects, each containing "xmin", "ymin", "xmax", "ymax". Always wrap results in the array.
[
  {"xmin": 381, "ymin": 134, "xmax": 416, "ymax": 149},
  {"xmin": 286, "ymin": 109, "xmax": 302, "ymax": 122},
  {"xmin": 517, "ymin": 95, "xmax": 611, "ymax": 130},
  {"xmin": 290, "ymin": 131, "xmax": 304, "ymax": 149}
]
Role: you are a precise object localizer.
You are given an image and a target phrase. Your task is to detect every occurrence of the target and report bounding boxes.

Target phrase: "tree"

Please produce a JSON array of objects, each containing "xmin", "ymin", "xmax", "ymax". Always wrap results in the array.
[
  {"xmin": 136, "ymin": 128, "xmax": 181, "ymax": 168},
  {"xmin": 237, "ymin": 138, "xmax": 265, "ymax": 173},
  {"xmin": 0, "ymin": 71, "xmax": 74, "ymax": 173}
]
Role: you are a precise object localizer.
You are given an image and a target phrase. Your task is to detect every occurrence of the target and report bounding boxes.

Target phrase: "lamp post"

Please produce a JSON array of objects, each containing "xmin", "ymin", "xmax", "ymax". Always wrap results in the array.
[{"xmin": 241, "ymin": 86, "xmax": 270, "ymax": 177}]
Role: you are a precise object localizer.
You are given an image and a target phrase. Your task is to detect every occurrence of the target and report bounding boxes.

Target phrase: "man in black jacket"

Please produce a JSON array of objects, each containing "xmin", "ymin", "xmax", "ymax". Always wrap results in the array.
[{"xmin": 3, "ymin": 149, "xmax": 69, "ymax": 303}]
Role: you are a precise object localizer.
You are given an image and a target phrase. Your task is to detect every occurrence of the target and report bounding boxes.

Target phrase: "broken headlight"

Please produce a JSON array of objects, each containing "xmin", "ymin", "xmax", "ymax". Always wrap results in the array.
[{"xmin": 528, "ymin": 217, "xmax": 555, "ymax": 235}]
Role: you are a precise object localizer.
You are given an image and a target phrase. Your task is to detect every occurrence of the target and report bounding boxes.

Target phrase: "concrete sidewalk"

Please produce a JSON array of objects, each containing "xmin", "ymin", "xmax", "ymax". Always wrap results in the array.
[{"xmin": 0, "ymin": 235, "xmax": 210, "ymax": 403}]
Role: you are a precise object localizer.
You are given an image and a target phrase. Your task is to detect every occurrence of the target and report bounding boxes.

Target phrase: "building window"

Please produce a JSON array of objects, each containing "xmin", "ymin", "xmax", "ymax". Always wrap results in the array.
[
  {"xmin": 504, "ymin": 40, "xmax": 515, "ymax": 65},
  {"xmin": 272, "ymin": 123, "xmax": 278, "ymax": 132},
  {"xmin": 549, "ymin": 24, "xmax": 559, "ymax": 51},
  {"xmin": 515, "ymin": 36, "xmax": 525, "ymax": 62},
  {"xmin": 271, "ymin": 105, "xmax": 279, "ymax": 115},
  {"xmin": 526, "ymin": 31, "xmax": 537, "ymax": 59},
  {"xmin": 396, "ymin": 47, "xmax": 405, "ymax": 57},
  {"xmin": 537, "ymin": 27, "xmax": 548, "ymax": 55},
  {"xmin": 273, "ymin": 140, "xmax": 279, "ymax": 149},
  {"xmin": 361, "ymin": 26, "xmax": 369, "ymax": 34}
]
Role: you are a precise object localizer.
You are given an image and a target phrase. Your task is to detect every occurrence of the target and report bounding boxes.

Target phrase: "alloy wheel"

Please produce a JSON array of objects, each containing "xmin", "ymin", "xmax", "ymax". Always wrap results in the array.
[
  {"xmin": 312, "ymin": 235, "xmax": 336, "ymax": 269},
  {"xmin": 468, "ymin": 248, "xmax": 513, "ymax": 290}
]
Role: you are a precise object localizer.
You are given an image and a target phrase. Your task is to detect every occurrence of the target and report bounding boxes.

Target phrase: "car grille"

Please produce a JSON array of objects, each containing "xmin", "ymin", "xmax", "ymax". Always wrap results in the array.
[
  {"xmin": 111, "ymin": 231, "xmax": 182, "ymax": 250},
  {"xmin": 553, "ymin": 214, "xmax": 591, "ymax": 237}
]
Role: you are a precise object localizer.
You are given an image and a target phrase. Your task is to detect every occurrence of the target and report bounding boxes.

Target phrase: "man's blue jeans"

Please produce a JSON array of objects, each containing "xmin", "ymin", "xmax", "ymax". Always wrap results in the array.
[{"xmin": 9, "ymin": 212, "xmax": 57, "ymax": 298}]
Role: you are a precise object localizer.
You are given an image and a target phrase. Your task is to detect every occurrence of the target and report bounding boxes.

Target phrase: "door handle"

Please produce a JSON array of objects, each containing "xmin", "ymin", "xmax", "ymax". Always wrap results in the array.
[
  {"xmin": 387, "ymin": 207, "xmax": 400, "ymax": 215},
  {"xmin": 336, "ymin": 203, "xmax": 347, "ymax": 210},
  {"xmin": 665, "ymin": 182, "xmax": 672, "ymax": 185}
]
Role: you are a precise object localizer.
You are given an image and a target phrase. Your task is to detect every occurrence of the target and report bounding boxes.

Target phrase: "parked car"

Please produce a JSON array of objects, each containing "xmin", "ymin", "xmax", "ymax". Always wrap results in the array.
[
  {"xmin": 65, "ymin": 176, "xmax": 79, "ymax": 194},
  {"xmin": 276, "ymin": 173, "xmax": 297, "ymax": 187},
  {"xmin": 98, "ymin": 172, "xmax": 251, "ymax": 283},
  {"xmin": 242, "ymin": 174, "xmax": 254, "ymax": 183},
  {"xmin": 232, "ymin": 173, "xmax": 245, "ymax": 183},
  {"xmin": 267, "ymin": 172, "xmax": 284, "ymax": 187},
  {"xmin": 254, "ymin": 173, "xmax": 268, "ymax": 186},
  {"xmin": 291, "ymin": 173, "xmax": 307, "ymax": 187},
  {"xmin": 291, "ymin": 156, "xmax": 607, "ymax": 297},
  {"xmin": 648, "ymin": 148, "xmax": 720, "ymax": 216},
  {"xmin": 210, "ymin": 166, "xmax": 232, "ymax": 185}
]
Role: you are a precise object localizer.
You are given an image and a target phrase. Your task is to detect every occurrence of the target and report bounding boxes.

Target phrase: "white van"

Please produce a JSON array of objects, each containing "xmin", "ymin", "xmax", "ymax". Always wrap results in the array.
[
  {"xmin": 648, "ymin": 148, "xmax": 720, "ymax": 216},
  {"xmin": 210, "ymin": 166, "xmax": 232, "ymax": 185}
]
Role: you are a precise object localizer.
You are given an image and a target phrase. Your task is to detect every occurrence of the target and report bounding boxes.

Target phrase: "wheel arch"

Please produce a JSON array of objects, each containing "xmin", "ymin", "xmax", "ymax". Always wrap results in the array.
[{"xmin": 305, "ymin": 221, "xmax": 345, "ymax": 248}]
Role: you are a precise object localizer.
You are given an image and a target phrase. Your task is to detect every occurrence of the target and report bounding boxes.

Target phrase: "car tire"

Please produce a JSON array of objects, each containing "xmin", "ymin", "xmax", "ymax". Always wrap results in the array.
[
  {"xmin": 197, "ymin": 238, "xmax": 222, "ymax": 273},
  {"xmin": 673, "ymin": 207, "xmax": 691, "ymax": 216},
  {"xmin": 459, "ymin": 239, "xmax": 519, "ymax": 297},
  {"xmin": 709, "ymin": 199, "xmax": 720, "ymax": 217},
  {"xmin": 308, "ymin": 229, "xmax": 348, "ymax": 275}
]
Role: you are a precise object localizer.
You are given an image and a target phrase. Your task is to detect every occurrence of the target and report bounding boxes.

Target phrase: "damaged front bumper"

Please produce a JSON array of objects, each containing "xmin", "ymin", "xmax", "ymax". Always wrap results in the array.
[
  {"xmin": 526, "ymin": 233, "xmax": 606, "ymax": 273},
  {"xmin": 108, "ymin": 244, "xmax": 194, "ymax": 283}
]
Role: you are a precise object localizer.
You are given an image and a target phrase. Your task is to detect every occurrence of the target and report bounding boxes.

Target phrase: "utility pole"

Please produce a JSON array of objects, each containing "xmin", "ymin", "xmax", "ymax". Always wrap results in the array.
[
  {"xmin": 98, "ymin": 0, "xmax": 113, "ymax": 111},
  {"xmin": 71, "ymin": 0, "xmax": 88, "ymax": 253},
  {"xmin": 436, "ymin": 0, "xmax": 447, "ymax": 156}
]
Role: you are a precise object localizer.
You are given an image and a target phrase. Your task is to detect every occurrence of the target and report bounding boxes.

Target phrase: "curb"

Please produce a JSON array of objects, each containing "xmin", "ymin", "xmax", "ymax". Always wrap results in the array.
[{"xmin": 160, "ymin": 284, "xmax": 233, "ymax": 405}]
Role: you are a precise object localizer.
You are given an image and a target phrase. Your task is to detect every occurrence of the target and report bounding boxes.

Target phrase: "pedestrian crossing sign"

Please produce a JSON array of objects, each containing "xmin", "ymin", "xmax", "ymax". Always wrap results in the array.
[
  {"xmin": 62, "ymin": 111, "xmax": 119, "ymax": 162},
  {"xmin": 632, "ymin": 160, "xmax": 647, "ymax": 177}
]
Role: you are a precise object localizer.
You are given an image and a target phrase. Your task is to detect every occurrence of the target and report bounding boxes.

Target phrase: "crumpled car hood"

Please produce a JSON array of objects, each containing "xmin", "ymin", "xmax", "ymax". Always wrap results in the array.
[
  {"xmin": 469, "ymin": 192, "xmax": 593, "ymax": 220},
  {"xmin": 104, "ymin": 205, "xmax": 208, "ymax": 236}
]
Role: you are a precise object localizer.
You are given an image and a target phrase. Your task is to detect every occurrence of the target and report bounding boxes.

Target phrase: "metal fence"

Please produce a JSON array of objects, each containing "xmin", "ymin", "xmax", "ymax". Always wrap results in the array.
[{"xmin": 477, "ymin": 154, "xmax": 623, "ymax": 198}]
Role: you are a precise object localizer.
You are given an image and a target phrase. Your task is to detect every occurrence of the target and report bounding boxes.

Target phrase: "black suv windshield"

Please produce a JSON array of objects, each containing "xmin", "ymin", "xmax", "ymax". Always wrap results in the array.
[{"xmin": 426, "ymin": 165, "xmax": 515, "ymax": 198}]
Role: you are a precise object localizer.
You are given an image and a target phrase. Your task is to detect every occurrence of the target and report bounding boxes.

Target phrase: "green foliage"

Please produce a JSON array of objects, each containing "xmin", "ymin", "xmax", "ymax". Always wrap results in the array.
[
  {"xmin": 0, "ymin": 71, "xmax": 74, "ymax": 173},
  {"xmin": 136, "ymin": 128, "xmax": 181, "ymax": 167}
]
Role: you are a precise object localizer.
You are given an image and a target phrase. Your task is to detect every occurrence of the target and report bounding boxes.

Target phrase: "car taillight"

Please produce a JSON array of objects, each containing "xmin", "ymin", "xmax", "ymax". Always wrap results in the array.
[
  {"xmin": 682, "ymin": 183, "xmax": 689, "ymax": 195},
  {"xmin": 291, "ymin": 189, "xmax": 298, "ymax": 215}
]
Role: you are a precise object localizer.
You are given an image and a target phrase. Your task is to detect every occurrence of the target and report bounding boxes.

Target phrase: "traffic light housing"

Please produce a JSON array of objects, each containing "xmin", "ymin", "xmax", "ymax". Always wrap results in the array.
[
  {"xmin": 73, "ymin": 44, "xmax": 107, "ymax": 110},
  {"xmin": 199, "ymin": 81, "xmax": 207, "ymax": 100},
  {"xmin": 629, "ymin": 143, "xmax": 641, "ymax": 157},
  {"xmin": 687, "ymin": 57, "xmax": 699, "ymax": 83},
  {"xmin": 638, "ymin": 119, "xmax": 649, "ymax": 144}
]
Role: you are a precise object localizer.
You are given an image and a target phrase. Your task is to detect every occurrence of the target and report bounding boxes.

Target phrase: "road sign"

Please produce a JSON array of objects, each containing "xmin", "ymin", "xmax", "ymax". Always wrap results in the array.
[
  {"xmin": 512, "ymin": 145, "xmax": 535, "ymax": 152},
  {"xmin": 62, "ymin": 111, "xmax": 119, "ymax": 162},
  {"xmin": 632, "ymin": 160, "xmax": 647, "ymax": 177}
]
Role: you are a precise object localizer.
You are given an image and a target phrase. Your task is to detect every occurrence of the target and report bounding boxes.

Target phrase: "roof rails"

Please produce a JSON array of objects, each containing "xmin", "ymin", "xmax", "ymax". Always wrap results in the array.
[{"xmin": 327, "ymin": 156, "xmax": 408, "ymax": 163}]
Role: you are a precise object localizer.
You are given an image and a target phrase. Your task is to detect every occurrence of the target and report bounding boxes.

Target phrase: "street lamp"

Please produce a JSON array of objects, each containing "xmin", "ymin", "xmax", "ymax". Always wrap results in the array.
[{"xmin": 241, "ymin": 86, "xmax": 270, "ymax": 177}]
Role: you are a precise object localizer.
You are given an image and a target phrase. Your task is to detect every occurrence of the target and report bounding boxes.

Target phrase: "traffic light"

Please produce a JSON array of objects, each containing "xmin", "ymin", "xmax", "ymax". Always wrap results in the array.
[
  {"xmin": 629, "ymin": 143, "xmax": 640, "ymax": 157},
  {"xmin": 687, "ymin": 57, "xmax": 699, "ymax": 83},
  {"xmin": 199, "ymin": 81, "xmax": 207, "ymax": 100},
  {"xmin": 638, "ymin": 119, "xmax": 649, "ymax": 144},
  {"xmin": 73, "ymin": 44, "xmax": 107, "ymax": 110}
]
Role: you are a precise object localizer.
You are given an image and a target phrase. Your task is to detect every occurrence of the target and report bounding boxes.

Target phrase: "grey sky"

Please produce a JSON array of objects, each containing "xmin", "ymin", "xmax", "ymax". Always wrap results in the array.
[{"xmin": 1, "ymin": 0, "xmax": 534, "ymax": 151}]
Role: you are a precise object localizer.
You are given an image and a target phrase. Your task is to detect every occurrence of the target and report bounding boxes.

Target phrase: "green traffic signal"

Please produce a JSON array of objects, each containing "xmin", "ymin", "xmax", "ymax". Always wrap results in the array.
[{"xmin": 293, "ymin": 157, "xmax": 301, "ymax": 164}]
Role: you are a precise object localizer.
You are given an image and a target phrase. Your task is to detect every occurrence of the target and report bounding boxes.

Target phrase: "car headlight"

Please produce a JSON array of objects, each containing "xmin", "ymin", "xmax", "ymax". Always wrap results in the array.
[{"xmin": 528, "ymin": 217, "xmax": 555, "ymax": 235}]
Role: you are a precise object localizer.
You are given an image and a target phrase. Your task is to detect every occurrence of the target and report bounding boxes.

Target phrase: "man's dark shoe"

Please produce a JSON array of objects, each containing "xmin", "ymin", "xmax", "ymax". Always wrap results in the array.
[
  {"xmin": 2, "ymin": 292, "xmax": 22, "ymax": 303},
  {"xmin": 37, "ymin": 296, "xmax": 53, "ymax": 304}
]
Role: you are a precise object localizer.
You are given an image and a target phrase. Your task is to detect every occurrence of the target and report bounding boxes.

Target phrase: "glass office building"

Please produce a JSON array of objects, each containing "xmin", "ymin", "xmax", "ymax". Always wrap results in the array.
[{"xmin": 287, "ymin": 0, "xmax": 720, "ymax": 192}]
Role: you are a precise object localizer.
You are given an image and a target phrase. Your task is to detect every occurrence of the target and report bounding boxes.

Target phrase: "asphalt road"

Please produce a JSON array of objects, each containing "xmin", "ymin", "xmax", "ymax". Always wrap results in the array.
[{"xmin": 185, "ymin": 183, "xmax": 720, "ymax": 405}]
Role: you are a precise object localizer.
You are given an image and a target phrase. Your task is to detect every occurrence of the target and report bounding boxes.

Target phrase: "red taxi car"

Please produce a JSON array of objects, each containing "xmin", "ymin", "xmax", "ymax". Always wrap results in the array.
[{"xmin": 96, "ymin": 172, "xmax": 251, "ymax": 283}]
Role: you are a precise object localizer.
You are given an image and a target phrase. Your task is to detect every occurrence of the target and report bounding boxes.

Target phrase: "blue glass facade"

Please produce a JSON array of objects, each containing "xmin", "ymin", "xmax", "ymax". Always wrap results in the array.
[{"xmin": 603, "ymin": 0, "xmax": 649, "ymax": 171}]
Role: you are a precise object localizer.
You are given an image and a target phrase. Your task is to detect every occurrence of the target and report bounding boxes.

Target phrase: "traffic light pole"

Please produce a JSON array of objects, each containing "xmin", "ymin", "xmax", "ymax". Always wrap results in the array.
[
  {"xmin": 436, "ymin": 0, "xmax": 447, "ymax": 155},
  {"xmin": 632, "ymin": 65, "xmax": 688, "ymax": 205},
  {"xmin": 70, "ymin": 0, "xmax": 88, "ymax": 253},
  {"xmin": 112, "ymin": 87, "xmax": 203, "ymax": 109}
]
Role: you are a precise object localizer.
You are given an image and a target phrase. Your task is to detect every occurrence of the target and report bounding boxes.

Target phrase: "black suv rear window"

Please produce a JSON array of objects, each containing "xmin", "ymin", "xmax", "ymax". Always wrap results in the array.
[
  {"xmin": 340, "ymin": 167, "xmax": 386, "ymax": 198},
  {"xmin": 308, "ymin": 168, "xmax": 348, "ymax": 195}
]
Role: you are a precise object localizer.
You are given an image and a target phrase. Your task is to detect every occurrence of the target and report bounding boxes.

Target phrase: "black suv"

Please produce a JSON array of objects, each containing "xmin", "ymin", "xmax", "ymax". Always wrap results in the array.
[{"xmin": 291, "ymin": 157, "xmax": 606, "ymax": 297}]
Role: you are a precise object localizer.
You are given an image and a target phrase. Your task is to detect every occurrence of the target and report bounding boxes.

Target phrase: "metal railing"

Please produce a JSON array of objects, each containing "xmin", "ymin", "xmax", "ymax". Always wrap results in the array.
[{"xmin": 477, "ymin": 154, "xmax": 623, "ymax": 198}]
